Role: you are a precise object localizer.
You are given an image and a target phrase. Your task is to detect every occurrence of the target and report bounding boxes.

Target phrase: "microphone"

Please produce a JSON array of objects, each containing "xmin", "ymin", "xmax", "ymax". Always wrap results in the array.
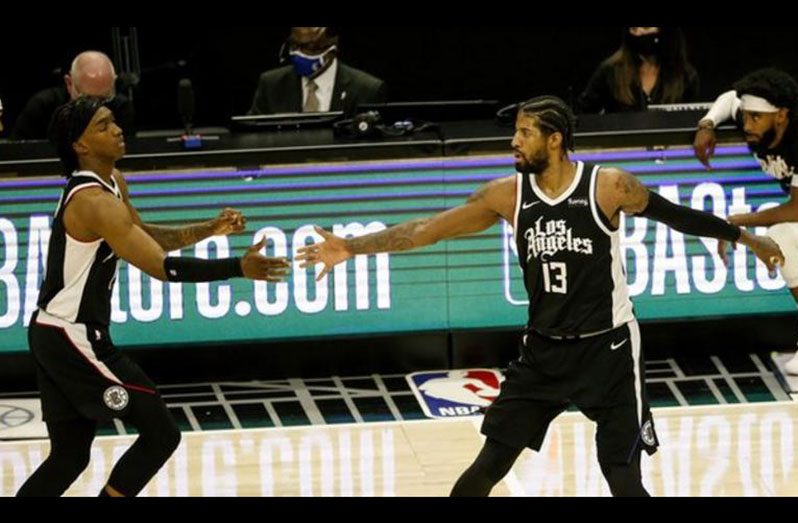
[
  {"xmin": 177, "ymin": 78, "xmax": 201, "ymax": 149},
  {"xmin": 178, "ymin": 78, "xmax": 194, "ymax": 134}
]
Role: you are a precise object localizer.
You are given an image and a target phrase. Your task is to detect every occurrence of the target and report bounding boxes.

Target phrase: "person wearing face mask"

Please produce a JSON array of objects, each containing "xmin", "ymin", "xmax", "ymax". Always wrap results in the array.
[
  {"xmin": 693, "ymin": 68, "xmax": 798, "ymax": 375},
  {"xmin": 576, "ymin": 27, "xmax": 700, "ymax": 114},
  {"xmin": 248, "ymin": 27, "xmax": 387, "ymax": 116}
]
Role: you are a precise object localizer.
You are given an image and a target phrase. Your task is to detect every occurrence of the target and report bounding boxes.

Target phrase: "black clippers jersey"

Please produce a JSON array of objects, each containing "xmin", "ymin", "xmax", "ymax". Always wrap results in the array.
[{"xmin": 513, "ymin": 161, "xmax": 634, "ymax": 337}]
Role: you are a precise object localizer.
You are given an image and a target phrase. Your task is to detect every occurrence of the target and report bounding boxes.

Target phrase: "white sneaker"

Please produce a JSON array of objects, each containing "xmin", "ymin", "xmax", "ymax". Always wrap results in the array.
[{"xmin": 784, "ymin": 351, "xmax": 798, "ymax": 375}]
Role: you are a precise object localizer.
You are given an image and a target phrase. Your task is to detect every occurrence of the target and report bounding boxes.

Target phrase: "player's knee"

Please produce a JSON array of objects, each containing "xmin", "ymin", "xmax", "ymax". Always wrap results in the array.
[
  {"xmin": 450, "ymin": 446, "xmax": 516, "ymax": 497},
  {"xmin": 473, "ymin": 439, "xmax": 520, "ymax": 483},
  {"xmin": 152, "ymin": 424, "xmax": 181, "ymax": 462},
  {"xmin": 67, "ymin": 452, "xmax": 92, "ymax": 477},
  {"xmin": 140, "ymin": 423, "xmax": 181, "ymax": 464},
  {"xmin": 468, "ymin": 458, "xmax": 506, "ymax": 485},
  {"xmin": 52, "ymin": 446, "xmax": 91, "ymax": 477},
  {"xmin": 139, "ymin": 410, "xmax": 182, "ymax": 457},
  {"xmin": 768, "ymin": 223, "xmax": 798, "ymax": 284},
  {"xmin": 600, "ymin": 460, "xmax": 648, "ymax": 497},
  {"xmin": 164, "ymin": 426, "xmax": 182, "ymax": 455}
]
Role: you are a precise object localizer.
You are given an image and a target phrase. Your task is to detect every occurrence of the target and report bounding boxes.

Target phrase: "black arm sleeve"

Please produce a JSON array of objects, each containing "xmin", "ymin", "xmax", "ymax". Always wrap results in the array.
[
  {"xmin": 164, "ymin": 256, "xmax": 243, "ymax": 282},
  {"xmin": 637, "ymin": 191, "xmax": 741, "ymax": 242}
]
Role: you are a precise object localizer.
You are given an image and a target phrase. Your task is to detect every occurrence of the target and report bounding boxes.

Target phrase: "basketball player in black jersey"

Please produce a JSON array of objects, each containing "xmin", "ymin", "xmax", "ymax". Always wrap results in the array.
[
  {"xmin": 296, "ymin": 96, "xmax": 783, "ymax": 496},
  {"xmin": 17, "ymin": 96, "xmax": 290, "ymax": 497}
]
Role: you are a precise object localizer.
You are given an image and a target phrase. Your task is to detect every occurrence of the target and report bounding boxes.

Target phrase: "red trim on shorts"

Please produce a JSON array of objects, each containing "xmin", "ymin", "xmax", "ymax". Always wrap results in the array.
[{"xmin": 124, "ymin": 383, "xmax": 157, "ymax": 395}]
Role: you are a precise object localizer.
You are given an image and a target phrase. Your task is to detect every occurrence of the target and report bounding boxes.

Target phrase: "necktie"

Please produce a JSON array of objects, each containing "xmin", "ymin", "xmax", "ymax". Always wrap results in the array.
[{"xmin": 304, "ymin": 80, "xmax": 319, "ymax": 112}]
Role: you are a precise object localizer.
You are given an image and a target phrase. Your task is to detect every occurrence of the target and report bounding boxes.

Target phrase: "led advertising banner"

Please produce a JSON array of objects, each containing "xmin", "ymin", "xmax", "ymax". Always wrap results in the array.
[{"xmin": 0, "ymin": 145, "xmax": 791, "ymax": 353}]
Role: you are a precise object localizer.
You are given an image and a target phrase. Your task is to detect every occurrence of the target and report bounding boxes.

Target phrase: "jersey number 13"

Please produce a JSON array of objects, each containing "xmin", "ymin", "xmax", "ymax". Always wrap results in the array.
[{"xmin": 542, "ymin": 262, "xmax": 567, "ymax": 294}]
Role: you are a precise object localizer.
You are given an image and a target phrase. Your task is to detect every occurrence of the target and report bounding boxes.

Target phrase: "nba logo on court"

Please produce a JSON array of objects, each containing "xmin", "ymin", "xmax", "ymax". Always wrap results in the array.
[{"xmin": 406, "ymin": 369, "xmax": 503, "ymax": 419}]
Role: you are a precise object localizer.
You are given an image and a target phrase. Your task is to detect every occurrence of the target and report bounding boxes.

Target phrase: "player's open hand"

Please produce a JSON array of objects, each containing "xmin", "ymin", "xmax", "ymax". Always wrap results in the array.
[
  {"xmin": 295, "ymin": 226, "xmax": 353, "ymax": 281},
  {"xmin": 241, "ymin": 236, "xmax": 290, "ymax": 281}
]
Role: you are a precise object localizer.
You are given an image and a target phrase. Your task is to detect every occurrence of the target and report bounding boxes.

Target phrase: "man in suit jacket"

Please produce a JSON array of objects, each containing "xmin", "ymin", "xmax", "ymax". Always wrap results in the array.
[
  {"xmin": 11, "ymin": 51, "xmax": 135, "ymax": 140},
  {"xmin": 248, "ymin": 27, "xmax": 386, "ymax": 116}
]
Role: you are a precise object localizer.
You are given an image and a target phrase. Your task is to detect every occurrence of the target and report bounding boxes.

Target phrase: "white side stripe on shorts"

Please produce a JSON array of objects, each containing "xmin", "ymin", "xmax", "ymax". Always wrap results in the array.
[{"xmin": 35, "ymin": 310, "xmax": 123, "ymax": 385}]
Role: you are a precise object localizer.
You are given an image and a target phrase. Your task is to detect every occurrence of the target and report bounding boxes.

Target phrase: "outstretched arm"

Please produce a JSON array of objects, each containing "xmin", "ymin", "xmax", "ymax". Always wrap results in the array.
[
  {"xmin": 599, "ymin": 167, "xmax": 784, "ymax": 270},
  {"xmin": 140, "ymin": 211, "xmax": 244, "ymax": 251},
  {"xmin": 296, "ymin": 176, "xmax": 515, "ymax": 280},
  {"xmin": 112, "ymin": 170, "xmax": 245, "ymax": 251},
  {"xmin": 727, "ymin": 186, "xmax": 798, "ymax": 227},
  {"xmin": 69, "ymin": 188, "xmax": 288, "ymax": 282}
]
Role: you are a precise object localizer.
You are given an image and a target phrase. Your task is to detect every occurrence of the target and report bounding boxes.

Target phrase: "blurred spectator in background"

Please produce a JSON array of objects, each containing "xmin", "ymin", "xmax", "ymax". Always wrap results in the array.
[
  {"xmin": 11, "ymin": 51, "xmax": 135, "ymax": 140},
  {"xmin": 0, "ymin": 96, "xmax": 4, "ymax": 134},
  {"xmin": 248, "ymin": 27, "xmax": 386, "ymax": 116},
  {"xmin": 577, "ymin": 27, "xmax": 700, "ymax": 114}
]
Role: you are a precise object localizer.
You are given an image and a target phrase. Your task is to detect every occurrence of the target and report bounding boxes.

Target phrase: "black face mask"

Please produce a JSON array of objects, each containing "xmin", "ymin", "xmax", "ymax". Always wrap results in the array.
[{"xmin": 627, "ymin": 33, "xmax": 660, "ymax": 57}]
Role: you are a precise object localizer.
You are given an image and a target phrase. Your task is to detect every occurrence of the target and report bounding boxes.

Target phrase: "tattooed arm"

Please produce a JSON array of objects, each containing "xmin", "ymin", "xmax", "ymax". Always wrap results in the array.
[
  {"xmin": 296, "ymin": 176, "xmax": 516, "ymax": 280},
  {"xmin": 141, "ymin": 221, "xmax": 226, "ymax": 252},
  {"xmin": 112, "ymin": 170, "xmax": 245, "ymax": 251},
  {"xmin": 596, "ymin": 167, "xmax": 783, "ymax": 271},
  {"xmin": 594, "ymin": 166, "xmax": 650, "ymax": 228}
]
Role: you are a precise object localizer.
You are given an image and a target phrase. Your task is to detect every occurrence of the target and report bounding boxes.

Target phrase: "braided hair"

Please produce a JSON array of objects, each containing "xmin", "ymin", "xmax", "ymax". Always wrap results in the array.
[
  {"xmin": 48, "ymin": 96, "xmax": 107, "ymax": 178},
  {"xmin": 518, "ymin": 95, "xmax": 576, "ymax": 151}
]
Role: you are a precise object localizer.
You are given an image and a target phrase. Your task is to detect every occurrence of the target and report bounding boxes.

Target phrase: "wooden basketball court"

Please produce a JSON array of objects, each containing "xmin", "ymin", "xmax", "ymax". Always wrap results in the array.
[{"xmin": 2, "ymin": 400, "xmax": 796, "ymax": 496}]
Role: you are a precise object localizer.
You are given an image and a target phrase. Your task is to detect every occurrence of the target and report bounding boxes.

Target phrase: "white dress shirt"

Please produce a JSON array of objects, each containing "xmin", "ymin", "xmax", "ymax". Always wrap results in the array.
[{"xmin": 302, "ymin": 58, "xmax": 338, "ymax": 112}]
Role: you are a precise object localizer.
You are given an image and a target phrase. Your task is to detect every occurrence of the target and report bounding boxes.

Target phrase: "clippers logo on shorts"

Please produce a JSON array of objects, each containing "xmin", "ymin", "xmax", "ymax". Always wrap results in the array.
[
  {"xmin": 406, "ymin": 369, "xmax": 502, "ymax": 418},
  {"xmin": 641, "ymin": 419, "xmax": 656, "ymax": 446},
  {"xmin": 103, "ymin": 385, "xmax": 129, "ymax": 411}
]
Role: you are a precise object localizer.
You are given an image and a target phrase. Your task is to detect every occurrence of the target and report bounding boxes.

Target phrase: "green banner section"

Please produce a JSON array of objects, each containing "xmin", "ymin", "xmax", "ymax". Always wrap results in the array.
[{"xmin": 0, "ymin": 147, "xmax": 792, "ymax": 353}]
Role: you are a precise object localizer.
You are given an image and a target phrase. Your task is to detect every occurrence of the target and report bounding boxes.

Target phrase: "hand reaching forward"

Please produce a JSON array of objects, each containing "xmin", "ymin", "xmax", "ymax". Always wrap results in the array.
[
  {"xmin": 241, "ymin": 236, "xmax": 290, "ymax": 282},
  {"xmin": 295, "ymin": 226, "xmax": 353, "ymax": 281}
]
